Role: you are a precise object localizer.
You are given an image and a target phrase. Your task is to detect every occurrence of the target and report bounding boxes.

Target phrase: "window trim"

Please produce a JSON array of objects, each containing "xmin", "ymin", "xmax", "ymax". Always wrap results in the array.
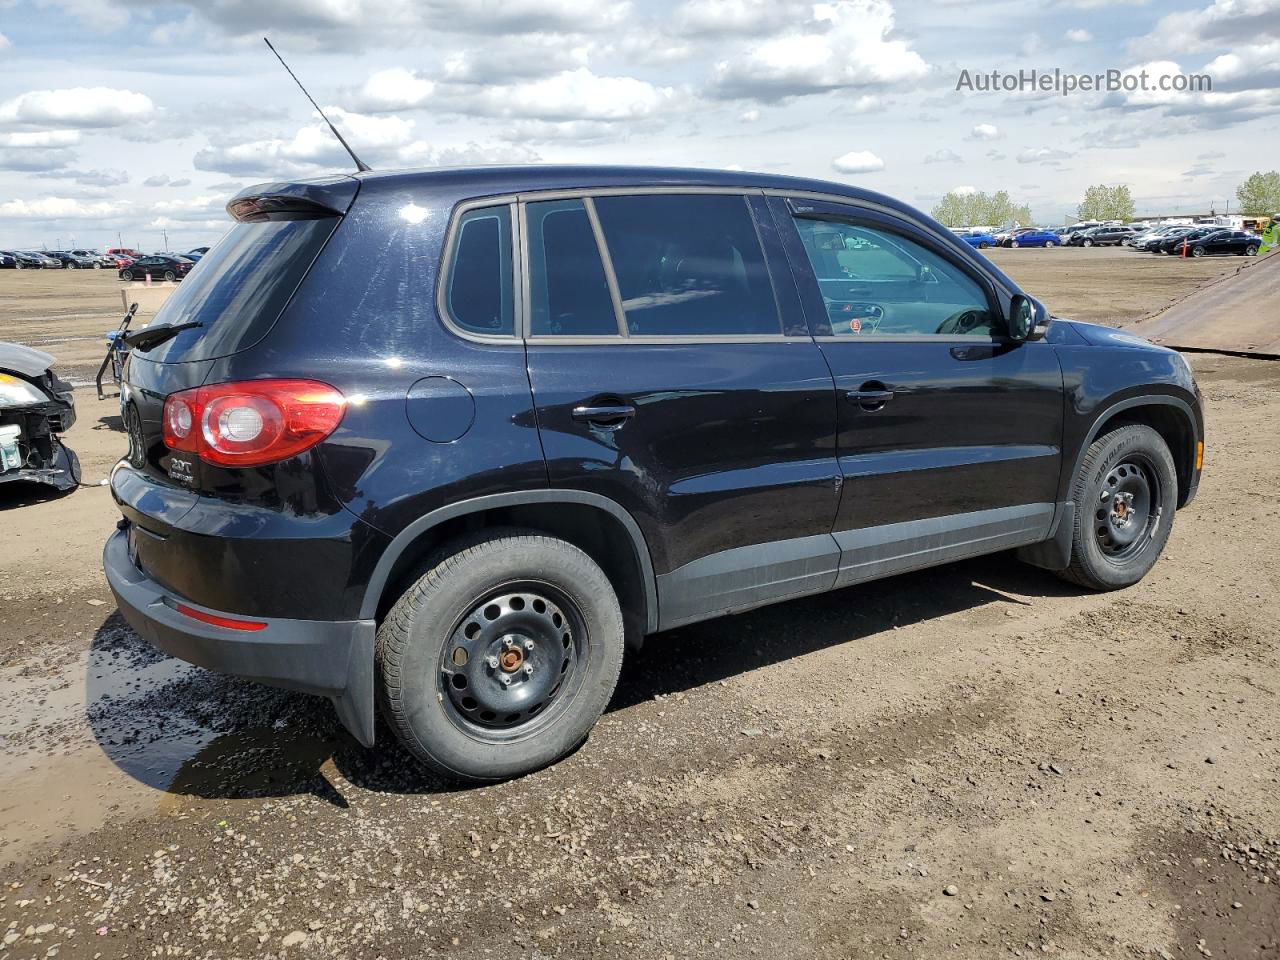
[
  {"xmin": 518, "ymin": 187, "xmax": 791, "ymax": 344},
  {"xmin": 777, "ymin": 198, "xmax": 1015, "ymax": 343},
  {"xmin": 436, "ymin": 194, "xmax": 520, "ymax": 343}
]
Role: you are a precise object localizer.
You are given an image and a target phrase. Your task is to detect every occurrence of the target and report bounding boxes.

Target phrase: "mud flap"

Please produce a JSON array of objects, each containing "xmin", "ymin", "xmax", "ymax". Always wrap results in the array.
[
  {"xmin": 1016, "ymin": 502, "xmax": 1075, "ymax": 571},
  {"xmin": 331, "ymin": 622, "xmax": 377, "ymax": 747}
]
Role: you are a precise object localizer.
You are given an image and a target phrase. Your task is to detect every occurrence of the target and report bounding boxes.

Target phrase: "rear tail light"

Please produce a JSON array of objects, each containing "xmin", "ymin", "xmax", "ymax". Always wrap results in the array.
[{"xmin": 162, "ymin": 379, "xmax": 345, "ymax": 467}]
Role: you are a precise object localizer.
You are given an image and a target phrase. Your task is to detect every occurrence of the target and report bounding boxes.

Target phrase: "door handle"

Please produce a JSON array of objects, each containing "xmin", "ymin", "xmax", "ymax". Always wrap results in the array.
[
  {"xmin": 845, "ymin": 386, "xmax": 894, "ymax": 411},
  {"xmin": 572, "ymin": 403, "xmax": 635, "ymax": 424}
]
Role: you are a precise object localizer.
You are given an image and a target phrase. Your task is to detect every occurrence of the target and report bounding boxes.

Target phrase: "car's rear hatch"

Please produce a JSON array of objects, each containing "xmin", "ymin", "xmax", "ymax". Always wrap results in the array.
[{"xmin": 118, "ymin": 175, "xmax": 359, "ymax": 525}]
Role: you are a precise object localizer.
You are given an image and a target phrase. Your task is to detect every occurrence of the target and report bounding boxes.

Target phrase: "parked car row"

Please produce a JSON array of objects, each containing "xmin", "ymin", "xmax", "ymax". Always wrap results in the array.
[
  {"xmin": 1127, "ymin": 225, "xmax": 1262, "ymax": 257},
  {"xmin": 1, "ymin": 247, "xmax": 211, "ymax": 273},
  {"xmin": 0, "ymin": 247, "xmax": 211, "ymax": 278},
  {"xmin": 950, "ymin": 221, "xmax": 1264, "ymax": 260}
]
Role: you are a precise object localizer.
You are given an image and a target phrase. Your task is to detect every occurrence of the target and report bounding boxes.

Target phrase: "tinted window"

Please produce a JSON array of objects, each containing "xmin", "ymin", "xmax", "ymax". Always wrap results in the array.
[
  {"xmin": 138, "ymin": 216, "xmax": 340, "ymax": 363},
  {"xmin": 793, "ymin": 217, "xmax": 998, "ymax": 337},
  {"xmin": 527, "ymin": 199, "xmax": 617, "ymax": 336},
  {"xmin": 592, "ymin": 194, "xmax": 780, "ymax": 336},
  {"xmin": 445, "ymin": 205, "xmax": 514, "ymax": 336}
]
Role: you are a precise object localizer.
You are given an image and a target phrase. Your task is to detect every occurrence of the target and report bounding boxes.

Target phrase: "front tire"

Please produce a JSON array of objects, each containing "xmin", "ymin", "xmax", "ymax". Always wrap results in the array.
[
  {"xmin": 1058, "ymin": 424, "xmax": 1177, "ymax": 591},
  {"xmin": 376, "ymin": 530, "xmax": 625, "ymax": 782},
  {"xmin": 1191, "ymin": 246, "xmax": 1205, "ymax": 258},
  {"xmin": 1083, "ymin": 239, "xmax": 1093, "ymax": 247},
  {"xmin": 1010, "ymin": 240, "xmax": 1020, "ymax": 248},
  {"xmin": 1246, "ymin": 245, "xmax": 1259, "ymax": 257},
  {"xmin": 1046, "ymin": 240, "xmax": 1057, "ymax": 247},
  {"xmin": 120, "ymin": 269, "xmax": 134, "ymax": 281}
]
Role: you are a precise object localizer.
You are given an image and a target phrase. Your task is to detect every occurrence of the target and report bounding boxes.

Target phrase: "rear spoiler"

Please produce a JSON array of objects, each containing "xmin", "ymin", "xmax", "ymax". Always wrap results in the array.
[{"xmin": 226, "ymin": 174, "xmax": 360, "ymax": 222}]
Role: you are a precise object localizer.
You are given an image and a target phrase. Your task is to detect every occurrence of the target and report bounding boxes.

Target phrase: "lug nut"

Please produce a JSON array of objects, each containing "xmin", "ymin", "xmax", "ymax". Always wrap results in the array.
[
  {"xmin": 502, "ymin": 637, "xmax": 514, "ymax": 649},
  {"xmin": 523, "ymin": 638, "xmax": 535, "ymax": 651},
  {"xmin": 523, "ymin": 663, "xmax": 534, "ymax": 675},
  {"xmin": 485, "ymin": 655, "xmax": 498, "ymax": 669},
  {"xmin": 501, "ymin": 675, "xmax": 512, "ymax": 686}
]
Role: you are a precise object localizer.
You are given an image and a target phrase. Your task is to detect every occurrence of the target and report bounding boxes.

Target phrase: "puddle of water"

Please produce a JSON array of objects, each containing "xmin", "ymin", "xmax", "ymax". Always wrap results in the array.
[{"xmin": 2, "ymin": 622, "xmax": 347, "ymax": 865}]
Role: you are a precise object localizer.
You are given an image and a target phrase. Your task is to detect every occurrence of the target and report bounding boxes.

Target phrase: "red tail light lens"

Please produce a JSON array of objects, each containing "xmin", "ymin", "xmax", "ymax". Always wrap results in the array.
[{"xmin": 162, "ymin": 379, "xmax": 345, "ymax": 467}]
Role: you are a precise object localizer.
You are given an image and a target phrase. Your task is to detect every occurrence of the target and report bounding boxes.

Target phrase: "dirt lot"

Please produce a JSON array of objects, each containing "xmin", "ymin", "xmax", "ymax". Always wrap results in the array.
[{"xmin": 1, "ymin": 250, "xmax": 1278, "ymax": 960}]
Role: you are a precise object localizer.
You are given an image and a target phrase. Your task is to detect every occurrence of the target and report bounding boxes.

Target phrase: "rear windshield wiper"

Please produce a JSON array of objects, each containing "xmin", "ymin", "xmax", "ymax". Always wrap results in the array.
[{"xmin": 123, "ymin": 320, "xmax": 203, "ymax": 352}]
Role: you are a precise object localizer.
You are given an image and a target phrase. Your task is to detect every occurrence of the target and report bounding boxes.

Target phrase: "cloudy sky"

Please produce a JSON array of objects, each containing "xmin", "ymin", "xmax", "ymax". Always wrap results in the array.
[{"xmin": 0, "ymin": 0, "xmax": 1276, "ymax": 250}]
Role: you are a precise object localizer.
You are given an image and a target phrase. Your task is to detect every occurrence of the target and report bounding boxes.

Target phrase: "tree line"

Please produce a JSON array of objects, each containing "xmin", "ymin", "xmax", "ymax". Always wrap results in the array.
[{"xmin": 929, "ymin": 172, "xmax": 1279, "ymax": 228}]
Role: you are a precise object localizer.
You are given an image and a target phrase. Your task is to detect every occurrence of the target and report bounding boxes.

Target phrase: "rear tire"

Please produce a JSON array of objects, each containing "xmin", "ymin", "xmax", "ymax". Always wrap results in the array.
[
  {"xmin": 1083, "ymin": 239, "xmax": 1093, "ymax": 247},
  {"xmin": 1046, "ymin": 240, "xmax": 1057, "ymax": 247},
  {"xmin": 376, "ymin": 529, "xmax": 625, "ymax": 782},
  {"xmin": 163, "ymin": 270, "xmax": 176, "ymax": 281},
  {"xmin": 1011, "ymin": 240, "xmax": 1020, "ymax": 248},
  {"xmin": 1058, "ymin": 424, "xmax": 1177, "ymax": 591}
]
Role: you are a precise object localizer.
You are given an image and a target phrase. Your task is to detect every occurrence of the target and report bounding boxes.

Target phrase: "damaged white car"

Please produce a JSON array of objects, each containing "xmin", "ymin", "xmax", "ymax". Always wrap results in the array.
[{"xmin": 0, "ymin": 343, "xmax": 78, "ymax": 493}]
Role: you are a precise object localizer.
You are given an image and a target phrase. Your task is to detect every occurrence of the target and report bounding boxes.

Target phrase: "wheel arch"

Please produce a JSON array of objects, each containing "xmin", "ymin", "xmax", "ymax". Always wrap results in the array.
[
  {"xmin": 1075, "ymin": 395, "xmax": 1199, "ymax": 508},
  {"xmin": 361, "ymin": 490, "xmax": 659, "ymax": 642}
]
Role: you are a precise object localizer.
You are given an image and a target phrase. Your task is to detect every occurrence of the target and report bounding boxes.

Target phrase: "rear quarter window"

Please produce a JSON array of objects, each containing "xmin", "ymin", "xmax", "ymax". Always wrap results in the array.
[{"xmin": 442, "ymin": 204, "xmax": 514, "ymax": 337}]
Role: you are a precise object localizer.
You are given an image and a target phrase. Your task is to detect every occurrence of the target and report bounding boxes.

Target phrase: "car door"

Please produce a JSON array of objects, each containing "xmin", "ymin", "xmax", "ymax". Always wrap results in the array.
[
  {"xmin": 767, "ymin": 195, "xmax": 1064, "ymax": 589},
  {"xmin": 522, "ymin": 190, "xmax": 841, "ymax": 630}
]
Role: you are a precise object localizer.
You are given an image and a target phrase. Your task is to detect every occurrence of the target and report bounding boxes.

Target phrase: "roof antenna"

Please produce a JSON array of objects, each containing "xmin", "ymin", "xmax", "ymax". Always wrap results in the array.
[{"xmin": 263, "ymin": 36, "xmax": 371, "ymax": 173}]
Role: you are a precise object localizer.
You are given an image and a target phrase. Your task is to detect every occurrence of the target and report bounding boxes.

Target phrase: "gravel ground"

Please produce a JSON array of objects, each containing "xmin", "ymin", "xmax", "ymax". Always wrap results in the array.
[{"xmin": 1, "ymin": 254, "xmax": 1277, "ymax": 959}]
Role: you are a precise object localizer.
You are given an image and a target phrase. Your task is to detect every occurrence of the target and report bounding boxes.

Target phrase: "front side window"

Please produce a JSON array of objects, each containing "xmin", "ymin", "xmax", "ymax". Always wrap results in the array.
[
  {"xmin": 793, "ymin": 216, "xmax": 998, "ymax": 337},
  {"xmin": 527, "ymin": 199, "xmax": 618, "ymax": 336},
  {"xmin": 591, "ymin": 194, "xmax": 781, "ymax": 336},
  {"xmin": 445, "ymin": 204, "xmax": 514, "ymax": 336}
]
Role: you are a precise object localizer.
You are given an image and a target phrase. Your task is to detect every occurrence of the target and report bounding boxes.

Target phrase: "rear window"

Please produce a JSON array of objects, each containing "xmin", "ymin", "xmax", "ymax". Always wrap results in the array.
[
  {"xmin": 592, "ymin": 194, "xmax": 780, "ymax": 336},
  {"xmin": 141, "ymin": 217, "xmax": 339, "ymax": 363}
]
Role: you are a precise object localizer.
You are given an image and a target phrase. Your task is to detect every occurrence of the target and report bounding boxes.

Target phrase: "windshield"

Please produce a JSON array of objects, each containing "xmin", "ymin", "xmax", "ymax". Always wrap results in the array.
[{"xmin": 141, "ymin": 216, "xmax": 339, "ymax": 363}]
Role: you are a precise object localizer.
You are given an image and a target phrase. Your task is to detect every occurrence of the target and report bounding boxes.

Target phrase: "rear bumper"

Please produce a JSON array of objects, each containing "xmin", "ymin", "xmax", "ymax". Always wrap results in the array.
[{"xmin": 103, "ymin": 526, "xmax": 376, "ymax": 746}]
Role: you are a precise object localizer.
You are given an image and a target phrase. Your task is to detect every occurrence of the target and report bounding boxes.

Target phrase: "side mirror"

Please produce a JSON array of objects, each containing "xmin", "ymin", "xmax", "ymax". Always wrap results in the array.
[{"xmin": 1008, "ymin": 294, "xmax": 1050, "ymax": 341}]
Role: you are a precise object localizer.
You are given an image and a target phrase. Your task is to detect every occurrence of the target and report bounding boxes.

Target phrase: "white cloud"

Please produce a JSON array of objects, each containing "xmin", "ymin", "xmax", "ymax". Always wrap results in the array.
[
  {"xmin": 739, "ymin": 108, "xmax": 760, "ymax": 122},
  {"xmin": 0, "ymin": 130, "xmax": 82, "ymax": 148},
  {"xmin": 831, "ymin": 149, "xmax": 884, "ymax": 173},
  {"xmin": 457, "ymin": 69, "xmax": 676, "ymax": 123},
  {"xmin": 967, "ymin": 123, "xmax": 1000, "ymax": 140},
  {"xmin": 952, "ymin": 185, "xmax": 978, "ymax": 196},
  {"xmin": 923, "ymin": 148, "xmax": 961, "ymax": 164},
  {"xmin": 0, "ymin": 87, "xmax": 154, "ymax": 129},
  {"xmin": 1017, "ymin": 147, "xmax": 1072, "ymax": 164},
  {"xmin": 0, "ymin": 196, "xmax": 122, "ymax": 219},
  {"xmin": 40, "ymin": 168, "xmax": 129, "ymax": 187},
  {"xmin": 0, "ymin": 32, "xmax": 10, "ymax": 52},
  {"xmin": 710, "ymin": 0, "xmax": 930, "ymax": 101},
  {"xmin": 355, "ymin": 68, "xmax": 436, "ymax": 112},
  {"xmin": 1137, "ymin": 0, "xmax": 1280, "ymax": 54},
  {"xmin": 1065, "ymin": 28, "xmax": 1093, "ymax": 42},
  {"xmin": 674, "ymin": 0, "xmax": 805, "ymax": 36}
]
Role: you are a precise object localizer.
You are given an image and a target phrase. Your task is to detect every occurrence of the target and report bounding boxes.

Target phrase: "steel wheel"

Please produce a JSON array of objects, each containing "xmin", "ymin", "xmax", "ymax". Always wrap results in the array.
[
  {"xmin": 438, "ymin": 582, "xmax": 588, "ymax": 741},
  {"xmin": 163, "ymin": 270, "xmax": 176, "ymax": 281},
  {"xmin": 121, "ymin": 270, "xmax": 133, "ymax": 281},
  {"xmin": 1192, "ymin": 247, "xmax": 1205, "ymax": 257},
  {"xmin": 1093, "ymin": 456, "xmax": 1161, "ymax": 564}
]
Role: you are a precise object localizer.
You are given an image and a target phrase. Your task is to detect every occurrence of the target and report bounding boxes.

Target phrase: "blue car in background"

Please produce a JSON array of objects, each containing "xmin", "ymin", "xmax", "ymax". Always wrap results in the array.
[
  {"xmin": 1002, "ymin": 228, "xmax": 1060, "ymax": 248},
  {"xmin": 951, "ymin": 228, "xmax": 996, "ymax": 249}
]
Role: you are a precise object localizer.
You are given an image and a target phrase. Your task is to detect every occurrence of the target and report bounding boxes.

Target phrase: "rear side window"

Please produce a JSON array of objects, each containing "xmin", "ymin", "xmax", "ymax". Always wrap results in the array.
[
  {"xmin": 591, "ymin": 194, "xmax": 780, "ymax": 336},
  {"xmin": 142, "ymin": 217, "xmax": 339, "ymax": 362},
  {"xmin": 527, "ymin": 199, "xmax": 617, "ymax": 336},
  {"xmin": 444, "ymin": 205, "xmax": 514, "ymax": 337}
]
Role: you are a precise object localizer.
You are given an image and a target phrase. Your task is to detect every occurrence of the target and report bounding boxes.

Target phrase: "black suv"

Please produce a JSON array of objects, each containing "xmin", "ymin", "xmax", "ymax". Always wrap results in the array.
[
  {"xmin": 1068, "ymin": 226, "xmax": 1137, "ymax": 247},
  {"xmin": 104, "ymin": 166, "xmax": 1203, "ymax": 781}
]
